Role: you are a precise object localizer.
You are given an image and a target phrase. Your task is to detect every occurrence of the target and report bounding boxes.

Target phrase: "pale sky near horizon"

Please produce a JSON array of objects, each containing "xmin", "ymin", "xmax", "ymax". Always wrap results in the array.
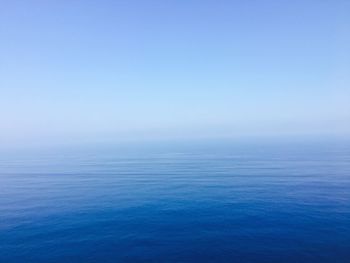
[{"xmin": 1, "ymin": 0, "xmax": 349, "ymax": 147}]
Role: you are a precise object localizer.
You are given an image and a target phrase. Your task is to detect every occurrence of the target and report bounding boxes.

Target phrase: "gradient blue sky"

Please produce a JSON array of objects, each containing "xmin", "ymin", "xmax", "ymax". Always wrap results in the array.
[{"xmin": 1, "ymin": 0, "xmax": 349, "ymax": 147}]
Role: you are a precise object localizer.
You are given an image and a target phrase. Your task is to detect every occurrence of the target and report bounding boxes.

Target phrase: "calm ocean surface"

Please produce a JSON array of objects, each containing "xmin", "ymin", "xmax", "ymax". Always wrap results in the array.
[{"xmin": 0, "ymin": 140, "xmax": 350, "ymax": 262}]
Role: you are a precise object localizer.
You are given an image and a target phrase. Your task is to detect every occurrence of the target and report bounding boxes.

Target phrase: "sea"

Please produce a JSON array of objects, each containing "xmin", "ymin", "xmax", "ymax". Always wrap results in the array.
[{"xmin": 0, "ymin": 138, "xmax": 349, "ymax": 262}]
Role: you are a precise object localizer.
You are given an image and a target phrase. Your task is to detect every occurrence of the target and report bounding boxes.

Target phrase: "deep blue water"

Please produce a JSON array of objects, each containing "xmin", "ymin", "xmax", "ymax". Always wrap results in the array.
[{"xmin": 1, "ymin": 140, "xmax": 350, "ymax": 262}]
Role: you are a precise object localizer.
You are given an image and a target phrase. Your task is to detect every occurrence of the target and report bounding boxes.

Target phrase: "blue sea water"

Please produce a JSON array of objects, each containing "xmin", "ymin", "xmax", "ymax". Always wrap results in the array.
[{"xmin": 0, "ymin": 139, "xmax": 350, "ymax": 263}]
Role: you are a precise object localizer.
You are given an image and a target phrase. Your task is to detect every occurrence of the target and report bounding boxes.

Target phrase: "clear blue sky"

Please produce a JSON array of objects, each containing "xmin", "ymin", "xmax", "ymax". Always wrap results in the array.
[{"xmin": 1, "ymin": 0, "xmax": 349, "ymax": 147}]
